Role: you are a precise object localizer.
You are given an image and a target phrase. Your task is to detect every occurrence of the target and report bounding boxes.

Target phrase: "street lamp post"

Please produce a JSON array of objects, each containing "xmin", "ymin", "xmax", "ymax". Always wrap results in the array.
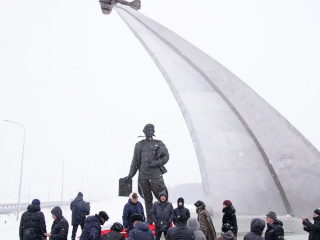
[
  {"xmin": 75, "ymin": 168, "xmax": 84, "ymax": 192},
  {"xmin": 28, "ymin": 175, "xmax": 38, "ymax": 203},
  {"xmin": 5, "ymin": 120, "xmax": 25, "ymax": 221},
  {"xmin": 52, "ymin": 153, "xmax": 65, "ymax": 204},
  {"xmin": 86, "ymin": 176, "xmax": 92, "ymax": 202}
]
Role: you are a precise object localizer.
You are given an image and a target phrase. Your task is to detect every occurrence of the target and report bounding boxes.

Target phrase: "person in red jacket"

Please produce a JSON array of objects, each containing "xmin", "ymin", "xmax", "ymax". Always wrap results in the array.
[{"xmin": 99, "ymin": 0, "xmax": 141, "ymax": 15}]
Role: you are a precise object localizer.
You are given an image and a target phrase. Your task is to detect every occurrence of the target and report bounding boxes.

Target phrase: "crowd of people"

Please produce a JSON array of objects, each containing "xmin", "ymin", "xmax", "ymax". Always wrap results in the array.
[{"xmin": 19, "ymin": 191, "xmax": 320, "ymax": 240}]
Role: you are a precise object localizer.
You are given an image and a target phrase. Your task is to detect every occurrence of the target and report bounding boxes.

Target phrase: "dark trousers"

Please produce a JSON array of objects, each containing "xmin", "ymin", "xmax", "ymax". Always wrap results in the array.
[
  {"xmin": 155, "ymin": 230, "xmax": 167, "ymax": 240},
  {"xmin": 72, "ymin": 223, "xmax": 84, "ymax": 240},
  {"xmin": 138, "ymin": 177, "xmax": 168, "ymax": 224}
]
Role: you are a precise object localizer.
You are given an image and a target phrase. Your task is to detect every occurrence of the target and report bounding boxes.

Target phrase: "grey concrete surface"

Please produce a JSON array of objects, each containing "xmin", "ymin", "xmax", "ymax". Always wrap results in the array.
[{"xmin": 115, "ymin": 5, "xmax": 320, "ymax": 217}]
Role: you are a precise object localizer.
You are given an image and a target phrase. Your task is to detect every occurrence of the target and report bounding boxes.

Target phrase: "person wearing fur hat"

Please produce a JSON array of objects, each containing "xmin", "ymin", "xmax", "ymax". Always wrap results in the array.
[
  {"xmin": 151, "ymin": 191, "xmax": 174, "ymax": 240},
  {"xmin": 80, "ymin": 211, "xmax": 109, "ymax": 240},
  {"xmin": 44, "ymin": 206, "xmax": 69, "ymax": 240},
  {"xmin": 70, "ymin": 192, "xmax": 90, "ymax": 240},
  {"xmin": 265, "ymin": 211, "xmax": 284, "ymax": 240},
  {"xmin": 19, "ymin": 199, "xmax": 47, "ymax": 240},
  {"xmin": 302, "ymin": 208, "xmax": 320, "ymax": 240},
  {"xmin": 222, "ymin": 200, "xmax": 238, "ymax": 237},
  {"xmin": 173, "ymin": 197, "xmax": 190, "ymax": 225},
  {"xmin": 244, "ymin": 218, "xmax": 265, "ymax": 240},
  {"xmin": 122, "ymin": 192, "xmax": 145, "ymax": 233},
  {"xmin": 194, "ymin": 200, "xmax": 217, "ymax": 240},
  {"xmin": 101, "ymin": 222, "xmax": 125, "ymax": 240},
  {"xmin": 123, "ymin": 124, "xmax": 170, "ymax": 225},
  {"xmin": 127, "ymin": 214, "xmax": 154, "ymax": 240}
]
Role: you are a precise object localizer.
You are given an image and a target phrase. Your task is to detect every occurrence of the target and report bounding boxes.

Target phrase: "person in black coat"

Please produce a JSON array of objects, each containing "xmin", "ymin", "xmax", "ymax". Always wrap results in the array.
[
  {"xmin": 80, "ymin": 211, "xmax": 109, "ymax": 240},
  {"xmin": 150, "ymin": 190, "xmax": 174, "ymax": 240},
  {"xmin": 44, "ymin": 206, "xmax": 69, "ymax": 240},
  {"xmin": 122, "ymin": 192, "xmax": 145, "ymax": 233},
  {"xmin": 101, "ymin": 222, "xmax": 125, "ymax": 240},
  {"xmin": 244, "ymin": 218, "xmax": 265, "ymax": 240},
  {"xmin": 167, "ymin": 214, "xmax": 195, "ymax": 240},
  {"xmin": 222, "ymin": 200, "xmax": 238, "ymax": 237},
  {"xmin": 173, "ymin": 197, "xmax": 190, "ymax": 225},
  {"xmin": 302, "ymin": 208, "xmax": 320, "ymax": 240},
  {"xmin": 71, "ymin": 192, "xmax": 90, "ymax": 240},
  {"xmin": 19, "ymin": 199, "xmax": 47, "ymax": 240},
  {"xmin": 127, "ymin": 214, "xmax": 154, "ymax": 240},
  {"xmin": 265, "ymin": 211, "xmax": 284, "ymax": 240}
]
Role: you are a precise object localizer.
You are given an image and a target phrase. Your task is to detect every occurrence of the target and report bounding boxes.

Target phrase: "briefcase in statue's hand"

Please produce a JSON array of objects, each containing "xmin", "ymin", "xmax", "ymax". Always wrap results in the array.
[{"xmin": 119, "ymin": 178, "xmax": 132, "ymax": 197}]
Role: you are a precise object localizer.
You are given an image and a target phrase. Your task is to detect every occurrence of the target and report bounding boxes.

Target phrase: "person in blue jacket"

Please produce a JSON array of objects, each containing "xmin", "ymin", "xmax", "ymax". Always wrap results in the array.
[
  {"xmin": 80, "ymin": 211, "xmax": 109, "ymax": 240},
  {"xmin": 122, "ymin": 192, "xmax": 145, "ymax": 233},
  {"xmin": 127, "ymin": 214, "xmax": 153, "ymax": 240}
]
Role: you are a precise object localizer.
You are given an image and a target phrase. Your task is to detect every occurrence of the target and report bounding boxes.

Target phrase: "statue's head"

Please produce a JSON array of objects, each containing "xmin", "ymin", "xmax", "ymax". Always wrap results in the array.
[{"xmin": 143, "ymin": 124, "xmax": 155, "ymax": 139}]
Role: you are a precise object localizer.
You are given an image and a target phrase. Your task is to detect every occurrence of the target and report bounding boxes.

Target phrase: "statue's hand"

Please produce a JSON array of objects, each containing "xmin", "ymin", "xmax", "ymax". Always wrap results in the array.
[{"xmin": 123, "ymin": 176, "xmax": 131, "ymax": 182}]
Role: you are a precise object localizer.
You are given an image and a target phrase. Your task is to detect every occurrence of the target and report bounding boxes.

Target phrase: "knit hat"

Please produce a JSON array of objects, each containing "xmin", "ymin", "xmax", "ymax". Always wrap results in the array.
[
  {"xmin": 223, "ymin": 200, "xmax": 232, "ymax": 207},
  {"xmin": 314, "ymin": 209, "xmax": 320, "ymax": 216},
  {"xmin": 32, "ymin": 199, "xmax": 40, "ymax": 205},
  {"xmin": 131, "ymin": 214, "xmax": 144, "ymax": 223},
  {"xmin": 129, "ymin": 192, "xmax": 138, "ymax": 199},
  {"xmin": 222, "ymin": 223, "xmax": 233, "ymax": 233},
  {"xmin": 111, "ymin": 222, "xmax": 124, "ymax": 232},
  {"xmin": 77, "ymin": 192, "xmax": 83, "ymax": 197},
  {"xmin": 266, "ymin": 211, "xmax": 277, "ymax": 220},
  {"xmin": 194, "ymin": 200, "xmax": 205, "ymax": 207},
  {"xmin": 99, "ymin": 211, "xmax": 109, "ymax": 221}
]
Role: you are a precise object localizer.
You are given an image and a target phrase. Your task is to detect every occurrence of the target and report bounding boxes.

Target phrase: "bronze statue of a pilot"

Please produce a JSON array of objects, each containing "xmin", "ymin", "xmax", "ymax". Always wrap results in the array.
[{"xmin": 123, "ymin": 124, "xmax": 169, "ymax": 224}]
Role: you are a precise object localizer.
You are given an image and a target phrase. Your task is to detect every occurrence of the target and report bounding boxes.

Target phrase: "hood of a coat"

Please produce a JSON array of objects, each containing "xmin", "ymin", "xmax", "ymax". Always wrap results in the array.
[
  {"xmin": 158, "ymin": 190, "xmax": 168, "ymax": 203},
  {"xmin": 134, "ymin": 221, "xmax": 150, "ymax": 231},
  {"xmin": 128, "ymin": 199, "xmax": 138, "ymax": 205},
  {"xmin": 177, "ymin": 197, "xmax": 184, "ymax": 208},
  {"xmin": 27, "ymin": 204, "xmax": 41, "ymax": 212},
  {"xmin": 314, "ymin": 216, "xmax": 320, "ymax": 222},
  {"xmin": 51, "ymin": 206, "xmax": 63, "ymax": 219},
  {"xmin": 268, "ymin": 219, "xmax": 283, "ymax": 229},
  {"xmin": 223, "ymin": 205, "xmax": 236, "ymax": 214},
  {"xmin": 85, "ymin": 215, "xmax": 104, "ymax": 225},
  {"xmin": 250, "ymin": 218, "xmax": 265, "ymax": 235},
  {"xmin": 75, "ymin": 196, "xmax": 83, "ymax": 202},
  {"xmin": 273, "ymin": 219, "xmax": 283, "ymax": 227},
  {"xmin": 187, "ymin": 218, "xmax": 200, "ymax": 231},
  {"xmin": 221, "ymin": 230, "xmax": 235, "ymax": 240}
]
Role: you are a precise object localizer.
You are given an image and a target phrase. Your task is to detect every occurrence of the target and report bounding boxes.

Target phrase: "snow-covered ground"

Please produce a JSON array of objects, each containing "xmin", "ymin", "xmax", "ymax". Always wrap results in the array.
[{"xmin": 0, "ymin": 198, "xmax": 309, "ymax": 239}]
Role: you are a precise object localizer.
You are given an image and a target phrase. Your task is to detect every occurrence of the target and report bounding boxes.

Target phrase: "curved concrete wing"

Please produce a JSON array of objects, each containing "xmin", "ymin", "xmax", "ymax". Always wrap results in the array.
[{"xmin": 115, "ymin": 5, "xmax": 320, "ymax": 216}]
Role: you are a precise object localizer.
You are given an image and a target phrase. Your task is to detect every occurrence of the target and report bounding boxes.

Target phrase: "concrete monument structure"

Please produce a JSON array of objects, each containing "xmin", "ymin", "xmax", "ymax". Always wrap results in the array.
[{"xmin": 115, "ymin": 5, "xmax": 320, "ymax": 217}]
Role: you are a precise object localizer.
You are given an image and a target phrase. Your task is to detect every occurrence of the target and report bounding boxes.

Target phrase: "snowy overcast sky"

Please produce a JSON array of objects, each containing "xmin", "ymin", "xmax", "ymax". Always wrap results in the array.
[{"xmin": 0, "ymin": 0, "xmax": 319, "ymax": 203}]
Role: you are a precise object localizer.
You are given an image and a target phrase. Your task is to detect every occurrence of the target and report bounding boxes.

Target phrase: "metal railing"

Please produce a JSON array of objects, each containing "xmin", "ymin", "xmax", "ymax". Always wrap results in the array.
[{"xmin": 0, "ymin": 201, "xmax": 71, "ymax": 215}]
